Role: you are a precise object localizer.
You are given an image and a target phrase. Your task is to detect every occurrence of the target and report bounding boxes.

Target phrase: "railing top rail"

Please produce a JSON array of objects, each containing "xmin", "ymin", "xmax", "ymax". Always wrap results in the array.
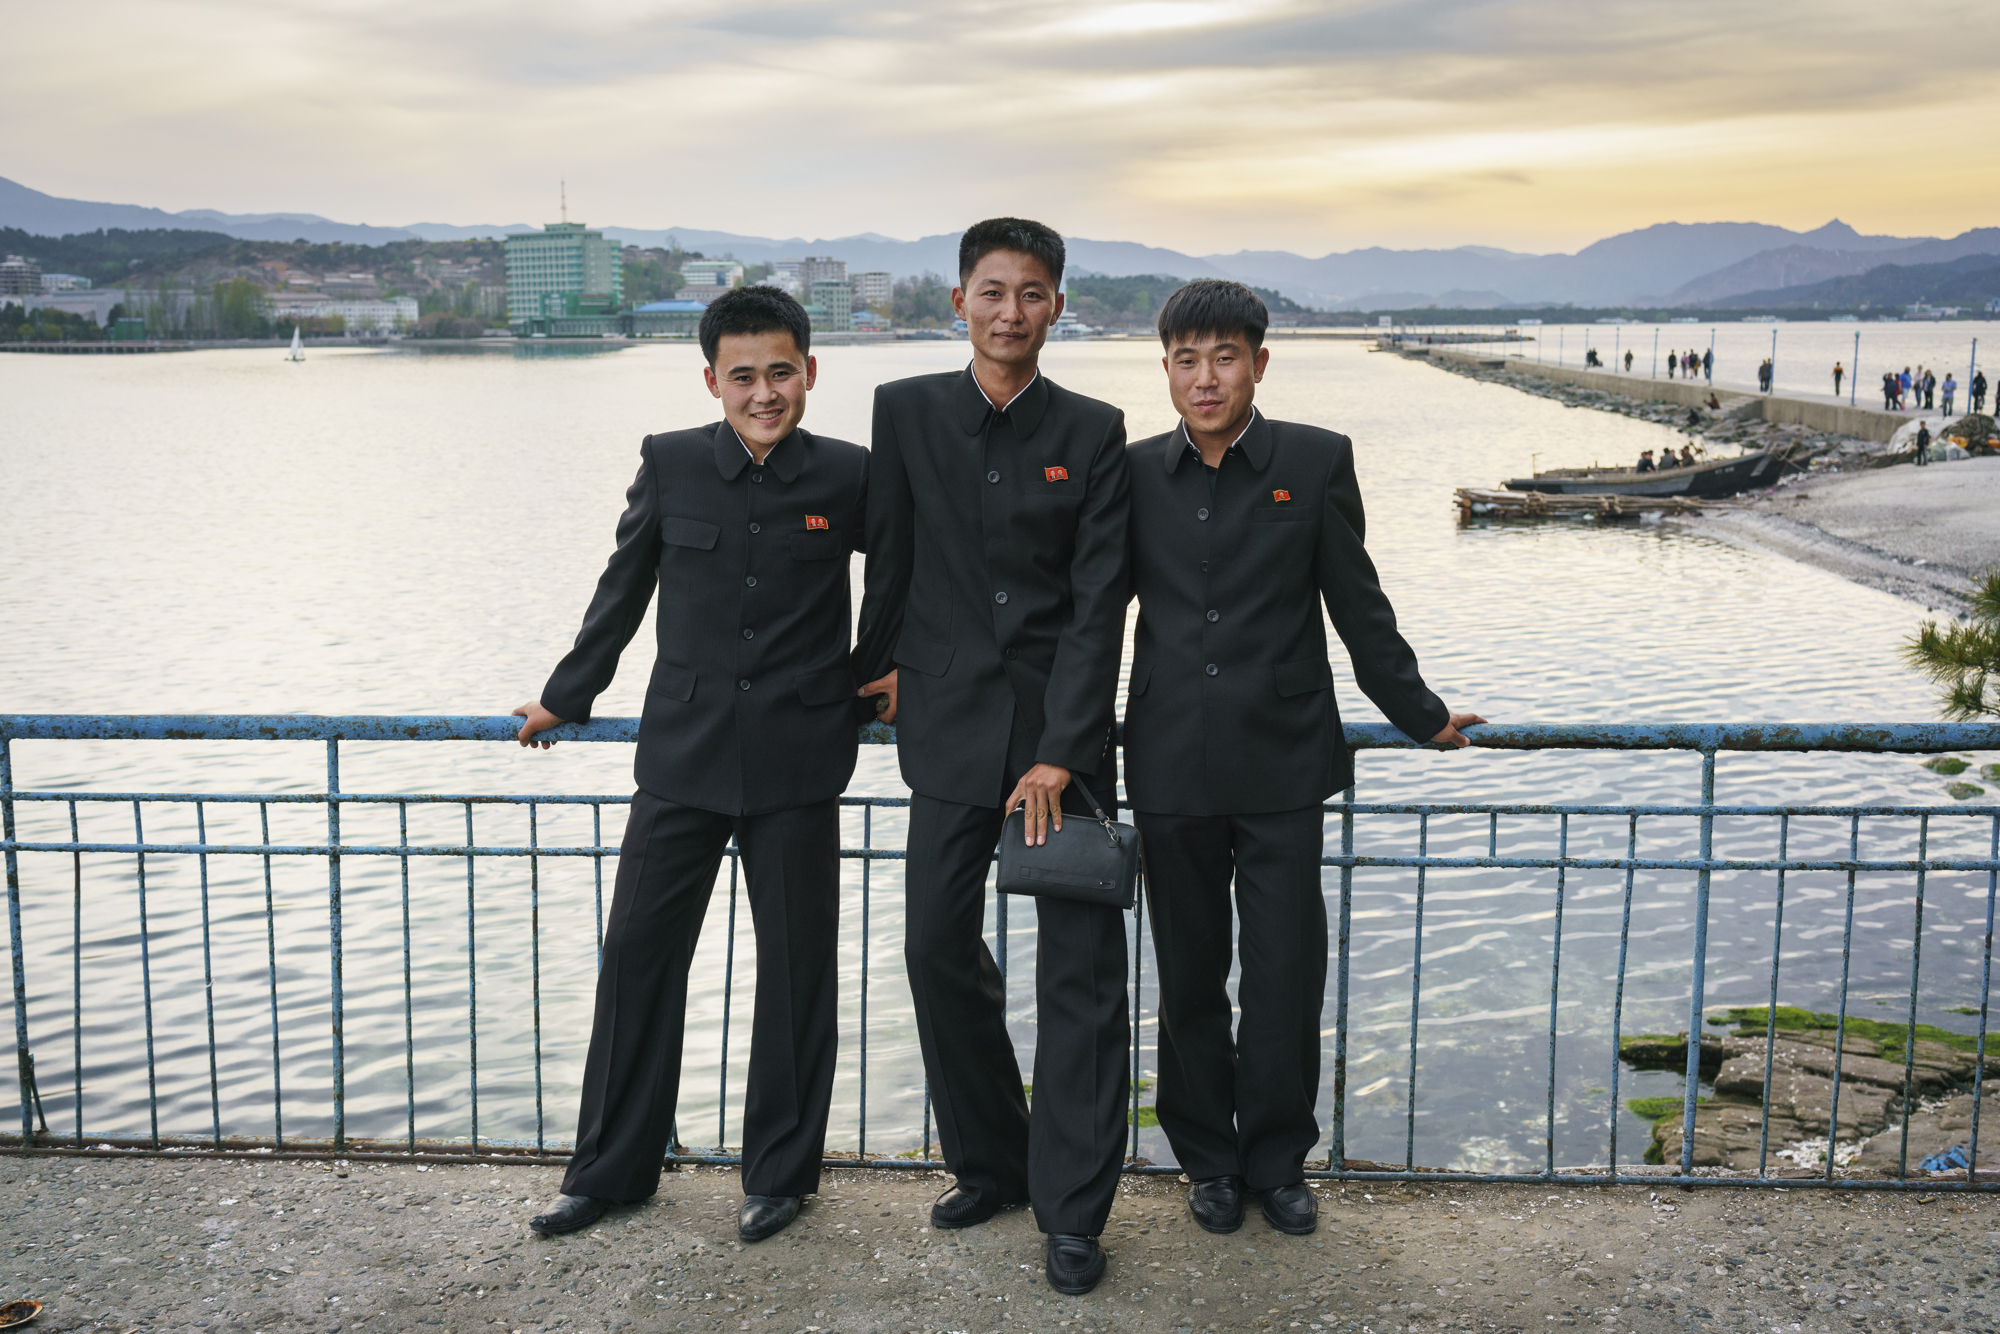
[{"xmin": 3, "ymin": 715, "xmax": 1999, "ymax": 753}]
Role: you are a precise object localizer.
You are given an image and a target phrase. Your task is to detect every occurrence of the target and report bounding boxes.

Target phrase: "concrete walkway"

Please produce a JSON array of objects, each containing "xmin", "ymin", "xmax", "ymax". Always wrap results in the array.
[{"xmin": 5, "ymin": 1156, "xmax": 1999, "ymax": 1333}]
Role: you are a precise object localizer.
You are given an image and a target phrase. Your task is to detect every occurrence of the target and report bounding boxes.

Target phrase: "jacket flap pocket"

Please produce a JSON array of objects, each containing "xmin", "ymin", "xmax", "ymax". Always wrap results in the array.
[
  {"xmin": 661, "ymin": 516, "xmax": 721, "ymax": 550},
  {"xmin": 1128, "ymin": 664, "xmax": 1152, "ymax": 697},
  {"xmin": 790, "ymin": 530, "xmax": 840, "ymax": 560},
  {"xmin": 892, "ymin": 635, "xmax": 955, "ymax": 678},
  {"xmin": 649, "ymin": 662, "xmax": 697, "ymax": 702},
  {"xmin": 1040, "ymin": 479, "xmax": 1086, "ymax": 499},
  {"xmin": 795, "ymin": 663, "xmax": 857, "ymax": 707},
  {"xmin": 1274, "ymin": 657, "xmax": 1332, "ymax": 697},
  {"xmin": 1251, "ymin": 505, "xmax": 1314, "ymax": 523}
]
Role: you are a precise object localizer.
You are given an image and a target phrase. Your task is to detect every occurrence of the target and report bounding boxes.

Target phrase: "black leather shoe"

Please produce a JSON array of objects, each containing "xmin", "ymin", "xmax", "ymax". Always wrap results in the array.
[
  {"xmin": 529, "ymin": 1194, "xmax": 609, "ymax": 1235},
  {"xmin": 1260, "ymin": 1182, "xmax": 1317, "ymax": 1235},
  {"xmin": 1044, "ymin": 1233, "xmax": 1107, "ymax": 1295},
  {"xmin": 738, "ymin": 1194, "xmax": 801, "ymax": 1242},
  {"xmin": 1188, "ymin": 1174, "xmax": 1245, "ymax": 1234},
  {"xmin": 931, "ymin": 1182, "xmax": 1013, "ymax": 1229}
]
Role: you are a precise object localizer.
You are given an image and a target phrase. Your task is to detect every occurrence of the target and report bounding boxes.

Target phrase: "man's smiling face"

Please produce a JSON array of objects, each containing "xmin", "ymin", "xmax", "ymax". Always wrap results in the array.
[
  {"xmin": 705, "ymin": 330, "xmax": 816, "ymax": 452},
  {"xmin": 953, "ymin": 249, "xmax": 1061, "ymax": 373}
]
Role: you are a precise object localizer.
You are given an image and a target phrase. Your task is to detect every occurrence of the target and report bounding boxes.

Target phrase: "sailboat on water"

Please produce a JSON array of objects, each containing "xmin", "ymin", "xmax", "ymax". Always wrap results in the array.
[{"xmin": 287, "ymin": 326, "xmax": 305, "ymax": 361}]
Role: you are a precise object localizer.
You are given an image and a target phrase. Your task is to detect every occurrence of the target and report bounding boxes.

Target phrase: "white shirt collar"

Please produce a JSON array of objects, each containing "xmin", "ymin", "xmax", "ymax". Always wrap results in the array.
[
  {"xmin": 1182, "ymin": 405, "xmax": 1260, "ymax": 460},
  {"xmin": 970, "ymin": 362, "xmax": 1038, "ymax": 413}
]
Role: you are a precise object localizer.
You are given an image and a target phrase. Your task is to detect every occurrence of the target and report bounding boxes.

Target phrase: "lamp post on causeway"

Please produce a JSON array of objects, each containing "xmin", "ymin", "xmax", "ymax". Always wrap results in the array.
[
  {"xmin": 1768, "ymin": 327, "xmax": 1778, "ymax": 394},
  {"xmin": 1850, "ymin": 329, "xmax": 1860, "ymax": 407},
  {"xmin": 1651, "ymin": 327, "xmax": 1659, "ymax": 378}
]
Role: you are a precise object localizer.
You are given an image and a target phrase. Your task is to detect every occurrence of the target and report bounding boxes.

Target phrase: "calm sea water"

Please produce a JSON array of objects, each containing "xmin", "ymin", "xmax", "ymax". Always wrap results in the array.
[{"xmin": 1, "ymin": 331, "xmax": 1987, "ymax": 1172}]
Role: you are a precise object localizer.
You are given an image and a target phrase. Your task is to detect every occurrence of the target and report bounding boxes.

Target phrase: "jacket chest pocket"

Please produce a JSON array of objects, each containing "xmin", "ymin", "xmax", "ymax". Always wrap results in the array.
[
  {"xmin": 661, "ymin": 516, "xmax": 721, "ymax": 553},
  {"xmin": 790, "ymin": 530, "xmax": 841, "ymax": 561},
  {"xmin": 1251, "ymin": 505, "xmax": 1313, "ymax": 524}
]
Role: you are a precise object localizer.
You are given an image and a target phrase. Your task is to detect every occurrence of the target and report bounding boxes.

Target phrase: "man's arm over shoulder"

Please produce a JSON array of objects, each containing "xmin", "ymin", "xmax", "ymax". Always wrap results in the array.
[
  {"xmin": 1310, "ymin": 427, "xmax": 1450, "ymax": 744},
  {"xmin": 539, "ymin": 437, "xmax": 663, "ymax": 724},
  {"xmin": 1037, "ymin": 402, "xmax": 1131, "ymax": 773}
]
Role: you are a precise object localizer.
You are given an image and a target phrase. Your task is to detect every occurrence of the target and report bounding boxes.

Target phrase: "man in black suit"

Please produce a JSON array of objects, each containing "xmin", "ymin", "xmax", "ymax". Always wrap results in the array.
[
  {"xmin": 512, "ymin": 287, "xmax": 870, "ymax": 1243},
  {"xmin": 854, "ymin": 218, "xmax": 1130, "ymax": 1295},
  {"xmin": 1124, "ymin": 280, "xmax": 1480, "ymax": 1237}
]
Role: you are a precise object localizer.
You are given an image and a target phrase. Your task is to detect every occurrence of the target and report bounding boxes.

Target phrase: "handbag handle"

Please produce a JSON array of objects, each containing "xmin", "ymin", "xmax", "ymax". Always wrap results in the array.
[{"xmin": 1066, "ymin": 774, "xmax": 1121, "ymax": 847}]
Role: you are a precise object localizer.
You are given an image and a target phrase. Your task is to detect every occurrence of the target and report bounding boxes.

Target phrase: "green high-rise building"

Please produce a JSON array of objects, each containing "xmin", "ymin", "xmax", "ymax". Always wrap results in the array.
[{"xmin": 506, "ymin": 222, "xmax": 624, "ymax": 335}]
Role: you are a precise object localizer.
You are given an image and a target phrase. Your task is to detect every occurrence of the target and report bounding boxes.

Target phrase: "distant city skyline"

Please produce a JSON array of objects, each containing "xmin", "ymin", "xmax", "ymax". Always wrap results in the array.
[{"xmin": 10, "ymin": 0, "xmax": 1995, "ymax": 257}]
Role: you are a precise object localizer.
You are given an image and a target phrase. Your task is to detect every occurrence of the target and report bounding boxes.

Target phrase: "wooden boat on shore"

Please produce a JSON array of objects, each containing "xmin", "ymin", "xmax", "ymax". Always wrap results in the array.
[
  {"xmin": 1501, "ymin": 445, "xmax": 1804, "ymax": 499},
  {"xmin": 1455, "ymin": 488, "xmax": 1736, "ymax": 521}
]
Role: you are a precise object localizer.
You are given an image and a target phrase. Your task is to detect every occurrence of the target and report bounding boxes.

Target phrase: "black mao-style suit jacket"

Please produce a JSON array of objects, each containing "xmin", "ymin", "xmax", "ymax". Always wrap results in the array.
[
  {"xmin": 540, "ymin": 422, "xmax": 871, "ymax": 817},
  {"xmin": 1123, "ymin": 412, "xmax": 1448, "ymax": 816},
  {"xmin": 854, "ymin": 368, "xmax": 1130, "ymax": 807}
]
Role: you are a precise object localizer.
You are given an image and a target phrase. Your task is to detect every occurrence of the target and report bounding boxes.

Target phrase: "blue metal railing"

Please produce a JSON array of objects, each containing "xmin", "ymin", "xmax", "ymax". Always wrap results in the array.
[{"xmin": 4, "ymin": 715, "xmax": 2000, "ymax": 1191}]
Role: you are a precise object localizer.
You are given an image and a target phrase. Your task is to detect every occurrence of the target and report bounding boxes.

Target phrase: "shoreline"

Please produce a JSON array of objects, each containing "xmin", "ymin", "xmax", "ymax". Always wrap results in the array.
[{"xmin": 1415, "ymin": 346, "xmax": 1992, "ymax": 610}]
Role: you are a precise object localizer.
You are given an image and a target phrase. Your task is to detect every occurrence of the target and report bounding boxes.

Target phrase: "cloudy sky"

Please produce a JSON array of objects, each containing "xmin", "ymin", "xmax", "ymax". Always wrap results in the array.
[{"xmin": 13, "ymin": 0, "xmax": 1996, "ymax": 255}]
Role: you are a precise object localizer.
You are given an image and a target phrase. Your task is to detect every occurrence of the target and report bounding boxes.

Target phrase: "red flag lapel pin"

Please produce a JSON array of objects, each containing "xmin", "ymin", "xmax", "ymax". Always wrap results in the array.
[
  {"xmin": 1045, "ymin": 466, "xmax": 1069, "ymax": 481},
  {"xmin": 1272, "ymin": 489, "xmax": 1292, "ymax": 502},
  {"xmin": 805, "ymin": 515, "xmax": 829, "ymax": 530}
]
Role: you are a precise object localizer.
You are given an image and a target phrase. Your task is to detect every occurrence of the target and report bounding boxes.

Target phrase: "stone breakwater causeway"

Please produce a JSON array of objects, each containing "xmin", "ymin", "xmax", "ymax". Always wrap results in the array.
[
  {"xmin": 1410, "ymin": 345, "xmax": 2000, "ymax": 612},
  {"xmin": 7, "ymin": 1156, "xmax": 2000, "ymax": 1333}
]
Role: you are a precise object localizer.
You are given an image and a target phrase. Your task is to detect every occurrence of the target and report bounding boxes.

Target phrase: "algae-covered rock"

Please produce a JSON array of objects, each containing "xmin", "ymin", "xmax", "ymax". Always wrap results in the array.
[
  {"xmin": 1652, "ymin": 1101, "xmax": 1810, "ymax": 1170},
  {"xmin": 1619, "ymin": 1031, "xmax": 1723, "ymax": 1075}
]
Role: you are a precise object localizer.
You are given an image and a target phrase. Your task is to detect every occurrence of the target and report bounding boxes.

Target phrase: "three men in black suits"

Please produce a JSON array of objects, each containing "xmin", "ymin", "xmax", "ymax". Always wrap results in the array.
[
  {"xmin": 514, "ymin": 286, "xmax": 869, "ymax": 1243},
  {"xmin": 854, "ymin": 218, "xmax": 1132, "ymax": 1295},
  {"xmin": 1124, "ymin": 280, "xmax": 1480, "ymax": 1237}
]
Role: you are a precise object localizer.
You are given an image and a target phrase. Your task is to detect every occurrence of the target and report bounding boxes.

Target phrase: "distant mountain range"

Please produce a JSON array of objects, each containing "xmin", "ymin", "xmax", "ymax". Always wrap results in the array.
[
  {"xmin": 3, "ymin": 175, "xmax": 1993, "ymax": 312},
  {"xmin": 1713, "ymin": 253, "xmax": 2000, "ymax": 310}
]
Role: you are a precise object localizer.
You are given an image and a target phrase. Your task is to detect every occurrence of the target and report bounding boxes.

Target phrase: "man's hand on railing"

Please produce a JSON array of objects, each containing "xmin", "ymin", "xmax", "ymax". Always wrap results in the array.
[
  {"xmin": 1430, "ymin": 711, "xmax": 1487, "ymax": 748},
  {"xmin": 858, "ymin": 669, "xmax": 898, "ymax": 724},
  {"xmin": 513, "ymin": 701, "xmax": 565, "ymax": 749}
]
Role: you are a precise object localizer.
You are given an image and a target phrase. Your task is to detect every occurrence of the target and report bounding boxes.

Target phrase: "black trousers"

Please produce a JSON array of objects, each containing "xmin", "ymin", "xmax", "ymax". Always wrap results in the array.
[
  {"xmin": 904, "ymin": 787, "xmax": 1130, "ymax": 1236},
  {"xmin": 561, "ymin": 790, "xmax": 839, "ymax": 1201},
  {"xmin": 1135, "ymin": 805, "xmax": 1327, "ymax": 1190}
]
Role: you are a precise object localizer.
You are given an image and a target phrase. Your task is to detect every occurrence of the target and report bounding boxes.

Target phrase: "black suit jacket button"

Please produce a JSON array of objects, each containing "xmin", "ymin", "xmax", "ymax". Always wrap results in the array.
[
  {"xmin": 1197, "ymin": 507, "xmax": 1210, "ymax": 520},
  {"xmin": 749, "ymin": 522, "xmax": 760, "ymax": 534},
  {"xmin": 1206, "ymin": 609, "xmax": 1220, "ymax": 623},
  {"xmin": 1004, "ymin": 647, "xmax": 1018, "ymax": 660},
  {"xmin": 988, "ymin": 470, "xmax": 1001, "ymax": 483},
  {"xmin": 1205, "ymin": 663, "xmax": 1219, "ymax": 676},
  {"xmin": 745, "ymin": 575, "xmax": 757, "ymax": 587},
  {"xmin": 751, "ymin": 472, "xmax": 764, "ymax": 484},
  {"xmin": 742, "ymin": 628, "xmax": 754, "ymax": 639},
  {"xmin": 994, "ymin": 591, "xmax": 1008, "ymax": 604},
  {"xmin": 739, "ymin": 679, "xmax": 751, "ymax": 690}
]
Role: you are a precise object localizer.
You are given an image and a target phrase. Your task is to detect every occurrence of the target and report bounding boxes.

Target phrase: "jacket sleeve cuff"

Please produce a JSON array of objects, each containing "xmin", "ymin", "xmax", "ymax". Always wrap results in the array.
[{"xmin": 1396, "ymin": 696, "xmax": 1452, "ymax": 745}]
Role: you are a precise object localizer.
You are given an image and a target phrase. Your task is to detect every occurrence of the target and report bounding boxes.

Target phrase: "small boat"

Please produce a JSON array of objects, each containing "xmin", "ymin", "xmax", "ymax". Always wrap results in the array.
[
  {"xmin": 1501, "ymin": 445, "xmax": 1805, "ymax": 499},
  {"xmin": 287, "ymin": 326, "xmax": 305, "ymax": 361}
]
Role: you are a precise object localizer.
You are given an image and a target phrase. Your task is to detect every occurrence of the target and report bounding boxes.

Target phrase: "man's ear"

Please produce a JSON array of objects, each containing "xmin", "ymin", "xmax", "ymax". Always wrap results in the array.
[
  {"xmin": 804, "ymin": 354, "xmax": 817, "ymax": 391},
  {"xmin": 703, "ymin": 365, "xmax": 721, "ymax": 399},
  {"xmin": 1049, "ymin": 290, "xmax": 1065, "ymax": 328},
  {"xmin": 1253, "ymin": 346, "xmax": 1271, "ymax": 382},
  {"xmin": 951, "ymin": 286, "xmax": 968, "ymax": 320}
]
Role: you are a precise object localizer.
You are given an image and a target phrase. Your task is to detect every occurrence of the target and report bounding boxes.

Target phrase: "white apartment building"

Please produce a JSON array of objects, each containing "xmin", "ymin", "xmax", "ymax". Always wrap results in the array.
[
  {"xmin": 854, "ymin": 271, "xmax": 892, "ymax": 309},
  {"xmin": 266, "ymin": 293, "xmax": 418, "ymax": 334}
]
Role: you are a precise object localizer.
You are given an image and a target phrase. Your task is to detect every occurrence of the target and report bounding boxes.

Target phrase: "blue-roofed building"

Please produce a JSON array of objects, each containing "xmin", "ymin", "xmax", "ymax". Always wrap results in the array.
[{"xmin": 624, "ymin": 298, "xmax": 707, "ymax": 337}]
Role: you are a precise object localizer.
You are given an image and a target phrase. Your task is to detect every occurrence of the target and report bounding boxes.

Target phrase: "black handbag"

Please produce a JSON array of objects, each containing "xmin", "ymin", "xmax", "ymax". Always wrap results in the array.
[{"xmin": 995, "ymin": 775, "xmax": 1141, "ymax": 910}]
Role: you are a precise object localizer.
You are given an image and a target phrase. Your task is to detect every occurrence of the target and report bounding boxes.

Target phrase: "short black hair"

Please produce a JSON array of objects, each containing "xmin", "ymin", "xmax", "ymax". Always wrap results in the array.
[
  {"xmin": 957, "ymin": 217, "xmax": 1065, "ymax": 289},
  {"xmin": 1157, "ymin": 279, "xmax": 1269, "ymax": 352},
  {"xmin": 698, "ymin": 285, "xmax": 811, "ymax": 365}
]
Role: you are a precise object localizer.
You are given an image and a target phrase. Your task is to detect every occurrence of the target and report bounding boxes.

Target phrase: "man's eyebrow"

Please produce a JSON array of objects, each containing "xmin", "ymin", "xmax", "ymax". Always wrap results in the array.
[{"xmin": 725, "ymin": 359, "xmax": 800, "ymax": 375}]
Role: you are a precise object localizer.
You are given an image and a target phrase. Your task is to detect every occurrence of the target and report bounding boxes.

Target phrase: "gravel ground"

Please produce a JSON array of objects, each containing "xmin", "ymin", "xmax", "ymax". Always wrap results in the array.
[
  {"xmin": 1684, "ymin": 457, "xmax": 2000, "ymax": 612},
  {"xmin": 5, "ymin": 1157, "xmax": 2000, "ymax": 1333}
]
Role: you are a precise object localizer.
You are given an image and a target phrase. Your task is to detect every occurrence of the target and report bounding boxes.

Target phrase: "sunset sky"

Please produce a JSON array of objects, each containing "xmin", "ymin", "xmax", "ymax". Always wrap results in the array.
[{"xmin": 12, "ymin": 0, "xmax": 1996, "ymax": 256}]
